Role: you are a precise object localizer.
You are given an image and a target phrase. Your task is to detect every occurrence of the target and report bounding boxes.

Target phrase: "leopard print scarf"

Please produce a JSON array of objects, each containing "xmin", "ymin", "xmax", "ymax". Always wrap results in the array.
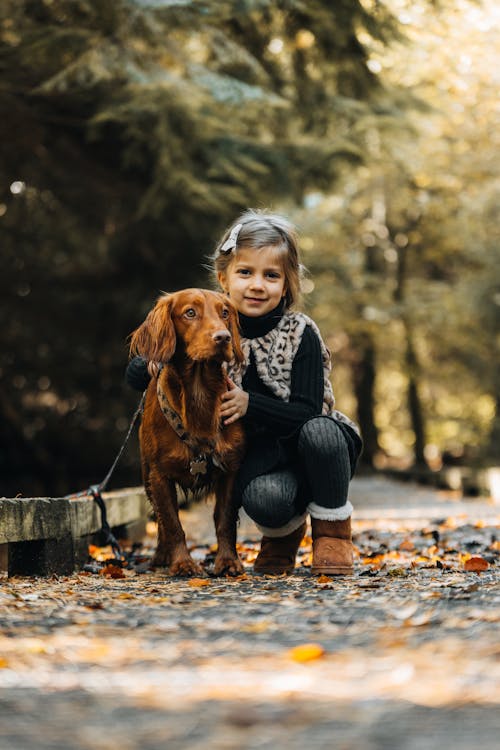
[{"xmin": 227, "ymin": 311, "xmax": 360, "ymax": 435}]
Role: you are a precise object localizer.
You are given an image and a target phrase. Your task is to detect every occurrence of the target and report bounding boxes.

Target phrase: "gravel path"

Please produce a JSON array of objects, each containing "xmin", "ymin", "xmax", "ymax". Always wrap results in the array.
[{"xmin": 1, "ymin": 477, "xmax": 499, "ymax": 749}]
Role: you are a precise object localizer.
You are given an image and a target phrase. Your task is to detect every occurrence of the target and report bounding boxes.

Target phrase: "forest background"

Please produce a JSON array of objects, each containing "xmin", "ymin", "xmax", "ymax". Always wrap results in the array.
[{"xmin": 1, "ymin": 0, "xmax": 499, "ymax": 497}]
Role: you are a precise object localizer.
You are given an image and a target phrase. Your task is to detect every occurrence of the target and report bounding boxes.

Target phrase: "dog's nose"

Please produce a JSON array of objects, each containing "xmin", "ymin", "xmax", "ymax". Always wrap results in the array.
[{"xmin": 212, "ymin": 329, "xmax": 231, "ymax": 344}]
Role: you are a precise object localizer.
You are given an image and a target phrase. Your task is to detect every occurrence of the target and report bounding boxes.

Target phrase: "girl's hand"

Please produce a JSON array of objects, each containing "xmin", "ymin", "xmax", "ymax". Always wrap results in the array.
[{"xmin": 221, "ymin": 376, "xmax": 249, "ymax": 425}]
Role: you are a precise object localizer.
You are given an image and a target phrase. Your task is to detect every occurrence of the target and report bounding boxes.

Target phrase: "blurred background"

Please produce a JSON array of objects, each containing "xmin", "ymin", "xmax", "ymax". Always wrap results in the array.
[{"xmin": 1, "ymin": 0, "xmax": 499, "ymax": 497}]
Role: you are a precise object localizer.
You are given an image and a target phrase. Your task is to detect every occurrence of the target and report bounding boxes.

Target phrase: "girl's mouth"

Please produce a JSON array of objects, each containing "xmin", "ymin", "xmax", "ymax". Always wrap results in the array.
[{"xmin": 245, "ymin": 297, "xmax": 266, "ymax": 303}]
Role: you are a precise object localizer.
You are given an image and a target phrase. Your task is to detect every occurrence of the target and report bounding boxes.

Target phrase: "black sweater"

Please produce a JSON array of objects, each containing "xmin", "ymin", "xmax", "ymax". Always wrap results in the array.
[{"xmin": 242, "ymin": 325, "xmax": 324, "ymax": 438}]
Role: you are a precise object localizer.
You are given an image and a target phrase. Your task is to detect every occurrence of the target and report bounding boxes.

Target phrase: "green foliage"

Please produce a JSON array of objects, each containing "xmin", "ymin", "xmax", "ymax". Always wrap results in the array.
[
  {"xmin": 302, "ymin": 0, "xmax": 500, "ymax": 466},
  {"xmin": 0, "ymin": 0, "xmax": 400, "ymax": 493}
]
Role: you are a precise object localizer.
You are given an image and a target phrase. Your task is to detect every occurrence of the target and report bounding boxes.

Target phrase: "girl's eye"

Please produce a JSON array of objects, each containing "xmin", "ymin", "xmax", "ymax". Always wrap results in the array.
[
  {"xmin": 266, "ymin": 272, "xmax": 280, "ymax": 279},
  {"xmin": 221, "ymin": 308, "xmax": 229, "ymax": 319},
  {"xmin": 184, "ymin": 308, "xmax": 196, "ymax": 318},
  {"xmin": 236, "ymin": 268, "xmax": 250, "ymax": 275}
]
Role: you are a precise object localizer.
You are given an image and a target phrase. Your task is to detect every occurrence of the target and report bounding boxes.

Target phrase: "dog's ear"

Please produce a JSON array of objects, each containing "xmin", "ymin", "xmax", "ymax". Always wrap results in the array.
[
  {"xmin": 129, "ymin": 295, "xmax": 176, "ymax": 363},
  {"xmin": 225, "ymin": 298, "xmax": 244, "ymax": 364}
]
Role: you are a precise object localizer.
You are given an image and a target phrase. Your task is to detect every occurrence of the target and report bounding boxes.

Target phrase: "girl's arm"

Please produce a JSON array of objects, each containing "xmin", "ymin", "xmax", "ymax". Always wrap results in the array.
[
  {"xmin": 245, "ymin": 326, "xmax": 324, "ymax": 436},
  {"xmin": 125, "ymin": 356, "xmax": 151, "ymax": 391}
]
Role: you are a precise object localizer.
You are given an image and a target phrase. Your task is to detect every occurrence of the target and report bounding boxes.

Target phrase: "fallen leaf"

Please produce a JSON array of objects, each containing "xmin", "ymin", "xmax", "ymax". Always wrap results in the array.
[
  {"xmin": 316, "ymin": 575, "xmax": 332, "ymax": 584},
  {"xmin": 100, "ymin": 564, "xmax": 125, "ymax": 579},
  {"xmin": 289, "ymin": 643, "xmax": 325, "ymax": 663},
  {"xmin": 188, "ymin": 578, "xmax": 210, "ymax": 587},
  {"xmin": 89, "ymin": 545, "xmax": 118, "ymax": 562},
  {"xmin": 392, "ymin": 602, "xmax": 419, "ymax": 620},
  {"xmin": 463, "ymin": 556, "xmax": 489, "ymax": 572},
  {"xmin": 387, "ymin": 567, "xmax": 407, "ymax": 577},
  {"xmin": 241, "ymin": 621, "xmax": 272, "ymax": 633},
  {"xmin": 399, "ymin": 539, "xmax": 415, "ymax": 551},
  {"xmin": 81, "ymin": 600, "xmax": 104, "ymax": 610}
]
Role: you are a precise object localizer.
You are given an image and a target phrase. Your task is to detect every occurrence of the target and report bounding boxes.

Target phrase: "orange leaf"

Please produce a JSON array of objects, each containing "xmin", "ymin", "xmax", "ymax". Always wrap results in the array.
[
  {"xmin": 316, "ymin": 574, "xmax": 332, "ymax": 584},
  {"xmin": 399, "ymin": 539, "xmax": 415, "ymax": 551},
  {"xmin": 463, "ymin": 556, "xmax": 489, "ymax": 572},
  {"xmin": 300, "ymin": 535, "xmax": 312, "ymax": 548},
  {"xmin": 289, "ymin": 643, "xmax": 325, "ymax": 663},
  {"xmin": 100, "ymin": 564, "xmax": 125, "ymax": 579},
  {"xmin": 188, "ymin": 578, "xmax": 210, "ymax": 587},
  {"xmin": 89, "ymin": 545, "xmax": 116, "ymax": 562}
]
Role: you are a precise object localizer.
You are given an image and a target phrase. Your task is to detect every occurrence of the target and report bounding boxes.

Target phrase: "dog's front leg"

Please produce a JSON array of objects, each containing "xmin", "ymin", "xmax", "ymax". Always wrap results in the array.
[
  {"xmin": 213, "ymin": 474, "xmax": 244, "ymax": 576},
  {"xmin": 150, "ymin": 471, "xmax": 205, "ymax": 576}
]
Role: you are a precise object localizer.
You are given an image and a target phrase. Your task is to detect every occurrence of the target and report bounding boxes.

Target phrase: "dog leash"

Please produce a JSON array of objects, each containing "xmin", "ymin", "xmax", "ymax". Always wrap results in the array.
[{"xmin": 64, "ymin": 391, "xmax": 146, "ymax": 557}]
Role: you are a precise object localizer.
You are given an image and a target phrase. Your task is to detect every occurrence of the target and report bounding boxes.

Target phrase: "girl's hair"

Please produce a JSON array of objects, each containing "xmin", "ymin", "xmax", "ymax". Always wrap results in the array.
[{"xmin": 211, "ymin": 209, "xmax": 303, "ymax": 309}]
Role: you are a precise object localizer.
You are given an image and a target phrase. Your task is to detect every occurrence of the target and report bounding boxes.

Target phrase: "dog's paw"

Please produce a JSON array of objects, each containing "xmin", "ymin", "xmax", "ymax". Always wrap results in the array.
[
  {"xmin": 151, "ymin": 550, "xmax": 170, "ymax": 568},
  {"xmin": 213, "ymin": 553, "xmax": 244, "ymax": 577},
  {"xmin": 169, "ymin": 556, "xmax": 205, "ymax": 577}
]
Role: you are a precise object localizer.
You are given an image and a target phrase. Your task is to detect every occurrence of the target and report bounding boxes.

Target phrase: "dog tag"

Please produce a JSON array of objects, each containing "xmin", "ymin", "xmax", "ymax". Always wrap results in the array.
[{"xmin": 190, "ymin": 457, "xmax": 208, "ymax": 475}]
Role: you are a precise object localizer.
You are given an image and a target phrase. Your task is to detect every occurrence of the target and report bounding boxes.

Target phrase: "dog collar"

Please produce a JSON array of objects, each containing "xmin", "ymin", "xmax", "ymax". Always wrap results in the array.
[{"xmin": 156, "ymin": 378, "xmax": 226, "ymax": 478}]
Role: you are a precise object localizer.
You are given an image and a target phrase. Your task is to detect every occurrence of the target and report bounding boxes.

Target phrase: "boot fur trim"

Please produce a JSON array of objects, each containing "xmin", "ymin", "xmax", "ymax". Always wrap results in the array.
[
  {"xmin": 307, "ymin": 500, "xmax": 353, "ymax": 521},
  {"xmin": 256, "ymin": 512, "xmax": 308, "ymax": 538}
]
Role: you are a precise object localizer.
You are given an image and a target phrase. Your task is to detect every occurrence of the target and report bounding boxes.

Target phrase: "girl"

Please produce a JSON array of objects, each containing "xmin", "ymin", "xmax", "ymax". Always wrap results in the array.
[{"xmin": 126, "ymin": 210, "xmax": 362, "ymax": 575}]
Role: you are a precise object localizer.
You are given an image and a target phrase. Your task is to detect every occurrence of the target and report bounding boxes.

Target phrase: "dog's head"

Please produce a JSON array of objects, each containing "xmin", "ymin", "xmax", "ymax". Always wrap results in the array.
[{"xmin": 129, "ymin": 288, "xmax": 244, "ymax": 365}]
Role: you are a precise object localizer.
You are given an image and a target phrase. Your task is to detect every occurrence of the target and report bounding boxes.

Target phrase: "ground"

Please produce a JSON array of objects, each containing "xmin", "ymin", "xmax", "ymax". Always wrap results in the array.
[{"xmin": 1, "ymin": 476, "xmax": 499, "ymax": 749}]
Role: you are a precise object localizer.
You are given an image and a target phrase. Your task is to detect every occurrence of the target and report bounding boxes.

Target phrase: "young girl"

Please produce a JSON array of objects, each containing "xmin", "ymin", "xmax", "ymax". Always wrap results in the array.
[{"xmin": 126, "ymin": 209, "xmax": 362, "ymax": 576}]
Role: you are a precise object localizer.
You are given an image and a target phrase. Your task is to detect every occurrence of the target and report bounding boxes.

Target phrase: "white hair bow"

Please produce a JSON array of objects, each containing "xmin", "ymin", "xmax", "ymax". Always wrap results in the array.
[{"xmin": 220, "ymin": 223, "xmax": 242, "ymax": 254}]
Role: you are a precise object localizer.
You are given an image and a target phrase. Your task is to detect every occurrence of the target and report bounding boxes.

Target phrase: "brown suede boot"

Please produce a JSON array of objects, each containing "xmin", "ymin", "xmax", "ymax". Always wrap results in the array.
[
  {"xmin": 311, "ymin": 517, "xmax": 354, "ymax": 576},
  {"xmin": 254, "ymin": 522, "xmax": 307, "ymax": 575}
]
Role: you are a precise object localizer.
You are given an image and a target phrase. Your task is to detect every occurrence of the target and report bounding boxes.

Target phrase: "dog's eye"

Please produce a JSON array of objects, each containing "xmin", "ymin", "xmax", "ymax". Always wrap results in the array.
[
  {"xmin": 184, "ymin": 308, "xmax": 196, "ymax": 318},
  {"xmin": 221, "ymin": 308, "xmax": 230, "ymax": 319}
]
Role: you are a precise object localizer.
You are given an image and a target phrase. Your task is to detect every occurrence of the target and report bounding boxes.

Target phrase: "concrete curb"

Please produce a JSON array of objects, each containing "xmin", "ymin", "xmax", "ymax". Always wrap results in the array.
[{"xmin": 0, "ymin": 488, "xmax": 148, "ymax": 577}]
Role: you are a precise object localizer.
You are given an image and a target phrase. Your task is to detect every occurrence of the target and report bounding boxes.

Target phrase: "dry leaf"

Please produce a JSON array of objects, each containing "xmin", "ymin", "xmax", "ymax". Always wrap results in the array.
[
  {"xmin": 100, "ymin": 564, "xmax": 125, "ymax": 579},
  {"xmin": 241, "ymin": 621, "xmax": 271, "ymax": 633},
  {"xmin": 187, "ymin": 578, "xmax": 210, "ymax": 587},
  {"xmin": 387, "ymin": 567, "xmax": 407, "ymax": 577},
  {"xmin": 289, "ymin": 643, "xmax": 325, "ymax": 663},
  {"xmin": 89, "ymin": 545, "xmax": 117, "ymax": 562},
  {"xmin": 399, "ymin": 539, "xmax": 415, "ymax": 551},
  {"xmin": 316, "ymin": 574, "xmax": 332, "ymax": 584},
  {"xmin": 463, "ymin": 556, "xmax": 489, "ymax": 572}
]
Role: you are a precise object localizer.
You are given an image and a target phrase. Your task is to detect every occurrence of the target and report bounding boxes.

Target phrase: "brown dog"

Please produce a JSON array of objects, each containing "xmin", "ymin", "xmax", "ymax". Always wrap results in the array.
[{"xmin": 129, "ymin": 289, "xmax": 245, "ymax": 576}]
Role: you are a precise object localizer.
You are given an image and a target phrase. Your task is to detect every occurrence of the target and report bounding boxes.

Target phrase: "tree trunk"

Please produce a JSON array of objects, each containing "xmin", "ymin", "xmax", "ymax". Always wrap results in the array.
[
  {"xmin": 351, "ymin": 332, "xmax": 380, "ymax": 468},
  {"xmin": 394, "ymin": 236, "xmax": 427, "ymax": 468},
  {"xmin": 485, "ymin": 393, "xmax": 500, "ymax": 463},
  {"xmin": 404, "ymin": 323, "xmax": 427, "ymax": 466}
]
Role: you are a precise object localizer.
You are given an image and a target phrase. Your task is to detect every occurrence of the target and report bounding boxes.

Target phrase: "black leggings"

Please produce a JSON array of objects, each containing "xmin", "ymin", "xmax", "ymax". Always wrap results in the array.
[{"xmin": 240, "ymin": 417, "xmax": 355, "ymax": 532}]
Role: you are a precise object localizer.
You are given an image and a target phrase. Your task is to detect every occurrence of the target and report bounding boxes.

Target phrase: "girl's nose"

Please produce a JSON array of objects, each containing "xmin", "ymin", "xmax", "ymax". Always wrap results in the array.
[{"xmin": 249, "ymin": 275, "xmax": 264, "ymax": 289}]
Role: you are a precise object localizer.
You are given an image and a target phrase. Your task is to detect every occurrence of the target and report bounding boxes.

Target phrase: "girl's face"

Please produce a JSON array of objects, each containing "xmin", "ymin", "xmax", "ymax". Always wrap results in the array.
[{"xmin": 218, "ymin": 245, "xmax": 286, "ymax": 317}]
